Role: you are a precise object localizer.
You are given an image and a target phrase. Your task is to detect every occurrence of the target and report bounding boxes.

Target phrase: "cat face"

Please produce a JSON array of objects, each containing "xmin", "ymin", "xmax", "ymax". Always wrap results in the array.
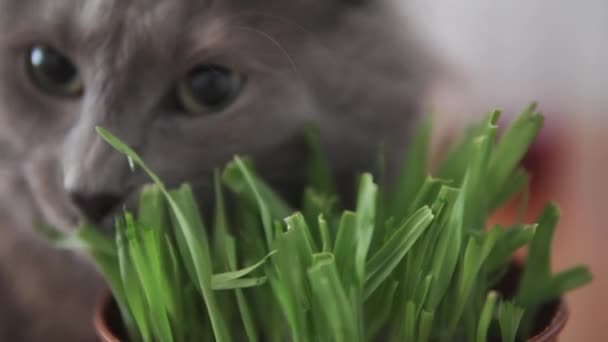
[{"xmin": 0, "ymin": 0, "xmax": 427, "ymax": 231}]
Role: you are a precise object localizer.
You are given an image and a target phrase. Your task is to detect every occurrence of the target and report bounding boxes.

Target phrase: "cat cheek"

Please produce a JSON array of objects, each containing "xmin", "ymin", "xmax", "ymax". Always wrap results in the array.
[
  {"xmin": 0, "ymin": 166, "xmax": 36, "ymax": 235},
  {"xmin": 23, "ymin": 146, "xmax": 79, "ymax": 231}
]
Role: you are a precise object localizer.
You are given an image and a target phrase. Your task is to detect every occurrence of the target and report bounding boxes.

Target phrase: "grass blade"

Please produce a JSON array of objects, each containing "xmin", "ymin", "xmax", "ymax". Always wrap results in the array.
[
  {"xmin": 222, "ymin": 157, "xmax": 292, "ymax": 248},
  {"xmin": 476, "ymin": 291, "xmax": 498, "ymax": 342},
  {"xmin": 226, "ymin": 236, "xmax": 259, "ymax": 342},
  {"xmin": 449, "ymin": 227, "xmax": 501, "ymax": 332},
  {"xmin": 97, "ymin": 127, "xmax": 230, "ymax": 342},
  {"xmin": 353, "ymin": 174, "xmax": 378, "ymax": 286},
  {"xmin": 498, "ymin": 301, "xmax": 525, "ymax": 342},
  {"xmin": 211, "ymin": 250, "xmax": 276, "ymax": 284},
  {"xmin": 391, "ymin": 115, "xmax": 432, "ymax": 222},
  {"xmin": 364, "ymin": 206, "xmax": 434, "ymax": 299},
  {"xmin": 488, "ymin": 103, "xmax": 543, "ymax": 206},
  {"xmin": 308, "ymin": 254, "xmax": 359, "ymax": 342}
]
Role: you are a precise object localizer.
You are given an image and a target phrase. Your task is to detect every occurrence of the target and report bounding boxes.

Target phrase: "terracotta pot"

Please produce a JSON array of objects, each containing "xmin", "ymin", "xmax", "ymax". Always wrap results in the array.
[
  {"xmin": 93, "ymin": 264, "xmax": 569, "ymax": 342},
  {"xmin": 94, "ymin": 293, "xmax": 124, "ymax": 342},
  {"xmin": 527, "ymin": 303, "xmax": 568, "ymax": 342}
]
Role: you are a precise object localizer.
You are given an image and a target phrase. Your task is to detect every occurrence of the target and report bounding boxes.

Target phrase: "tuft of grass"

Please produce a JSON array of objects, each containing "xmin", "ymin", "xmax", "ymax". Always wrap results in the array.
[{"xmin": 39, "ymin": 104, "xmax": 591, "ymax": 341}]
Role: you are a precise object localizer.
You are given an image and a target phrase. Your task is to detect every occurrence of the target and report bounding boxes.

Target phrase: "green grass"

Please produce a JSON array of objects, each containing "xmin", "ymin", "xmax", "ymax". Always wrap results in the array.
[{"xmin": 39, "ymin": 104, "xmax": 591, "ymax": 341}]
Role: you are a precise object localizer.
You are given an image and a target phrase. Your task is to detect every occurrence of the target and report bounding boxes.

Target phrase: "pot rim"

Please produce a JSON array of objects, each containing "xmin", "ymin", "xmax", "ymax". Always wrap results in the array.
[
  {"xmin": 93, "ymin": 290, "xmax": 122, "ymax": 342},
  {"xmin": 527, "ymin": 300, "xmax": 569, "ymax": 342}
]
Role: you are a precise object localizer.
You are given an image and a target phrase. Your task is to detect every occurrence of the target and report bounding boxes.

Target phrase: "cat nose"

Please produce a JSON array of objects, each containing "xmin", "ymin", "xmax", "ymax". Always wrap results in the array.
[{"xmin": 69, "ymin": 191, "xmax": 122, "ymax": 223}]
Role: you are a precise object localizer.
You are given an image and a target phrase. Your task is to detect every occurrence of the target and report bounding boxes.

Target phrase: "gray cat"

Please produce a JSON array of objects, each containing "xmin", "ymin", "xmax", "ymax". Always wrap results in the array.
[{"xmin": 0, "ymin": 0, "xmax": 430, "ymax": 340}]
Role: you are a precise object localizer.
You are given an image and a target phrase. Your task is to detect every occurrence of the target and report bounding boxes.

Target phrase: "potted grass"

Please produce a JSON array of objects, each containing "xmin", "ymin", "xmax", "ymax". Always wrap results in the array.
[{"xmin": 39, "ymin": 104, "xmax": 591, "ymax": 341}]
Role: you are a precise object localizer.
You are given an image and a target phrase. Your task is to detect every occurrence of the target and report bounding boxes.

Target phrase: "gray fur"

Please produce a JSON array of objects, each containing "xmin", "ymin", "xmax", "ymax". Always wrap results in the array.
[{"xmin": 0, "ymin": 0, "xmax": 429, "ymax": 339}]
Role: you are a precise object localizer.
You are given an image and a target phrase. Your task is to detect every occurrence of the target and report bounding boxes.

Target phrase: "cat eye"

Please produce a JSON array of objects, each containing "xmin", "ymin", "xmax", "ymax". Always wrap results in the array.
[
  {"xmin": 27, "ymin": 45, "xmax": 83, "ymax": 97},
  {"xmin": 176, "ymin": 65, "xmax": 243, "ymax": 114}
]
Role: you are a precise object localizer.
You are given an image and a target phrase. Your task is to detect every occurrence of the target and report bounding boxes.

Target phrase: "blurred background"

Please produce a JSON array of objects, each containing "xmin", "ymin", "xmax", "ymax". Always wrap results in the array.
[{"xmin": 404, "ymin": 0, "xmax": 608, "ymax": 340}]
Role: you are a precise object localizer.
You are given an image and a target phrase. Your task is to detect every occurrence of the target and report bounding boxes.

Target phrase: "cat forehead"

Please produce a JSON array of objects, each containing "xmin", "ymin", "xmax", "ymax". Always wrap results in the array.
[
  {"xmin": 1, "ymin": 1, "xmax": 198, "ymax": 39},
  {"xmin": 0, "ymin": 0, "xmax": 341, "ymax": 52},
  {"xmin": 0, "ymin": 0, "xmax": 340, "ymax": 28}
]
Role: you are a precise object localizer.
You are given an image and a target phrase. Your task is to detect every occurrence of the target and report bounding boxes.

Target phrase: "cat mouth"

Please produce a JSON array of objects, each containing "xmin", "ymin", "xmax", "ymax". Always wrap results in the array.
[{"xmin": 83, "ymin": 186, "xmax": 139, "ymax": 234}]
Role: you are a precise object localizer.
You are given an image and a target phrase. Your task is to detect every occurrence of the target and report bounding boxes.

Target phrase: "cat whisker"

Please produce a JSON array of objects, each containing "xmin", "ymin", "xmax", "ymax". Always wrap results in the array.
[
  {"xmin": 221, "ymin": 10, "xmax": 341, "ymax": 67},
  {"xmin": 230, "ymin": 25, "xmax": 300, "ymax": 80}
]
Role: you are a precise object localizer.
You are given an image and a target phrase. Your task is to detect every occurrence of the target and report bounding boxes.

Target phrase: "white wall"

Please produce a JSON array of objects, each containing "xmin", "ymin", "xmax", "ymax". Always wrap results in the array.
[{"xmin": 402, "ymin": 0, "xmax": 608, "ymax": 118}]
